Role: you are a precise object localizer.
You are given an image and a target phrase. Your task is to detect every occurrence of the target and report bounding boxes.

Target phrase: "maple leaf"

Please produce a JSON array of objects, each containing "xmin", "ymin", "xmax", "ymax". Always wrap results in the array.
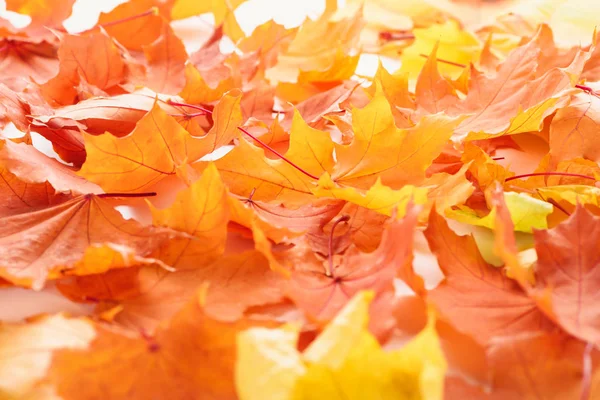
[
  {"xmin": 229, "ymin": 194, "xmax": 344, "ymax": 244},
  {"xmin": 0, "ymin": 193, "xmax": 178, "ymax": 289},
  {"xmin": 549, "ymin": 86, "xmax": 600, "ymax": 164},
  {"xmin": 331, "ymin": 84, "xmax": 462, "ymax": 189},
  {"xmin": 400, "ymin": 20, "xmax": 481, "ymax": 81},
  {"xmin": 287, "ymin": 205, "xmax": 421, "ymax": 320},
  {"xmin": 32, "ymin": 90, "xmax": 182, "ymax": 136},
  {"xmin": 79, "ymin": 92, "xmax": 241, "ymax": 193},
  {"xmin": 4, "ymin": 0, "xmax": 600, "ymax": 397},
  {"xmin": 208, "ymin": 111, "xmax": 333, "ymax": 206},
  {"xmin": 450, "ymin": 26, "xmax": 589, "ymax": 141}
]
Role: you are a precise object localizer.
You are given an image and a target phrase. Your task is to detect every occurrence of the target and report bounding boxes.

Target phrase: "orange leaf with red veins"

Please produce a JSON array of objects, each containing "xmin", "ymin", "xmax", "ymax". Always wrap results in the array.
[
  {"xmin": 182, "ymin": 89, "xmax": 242, "ymax": 157},
  {"xmin": 424, "ymin": 211, "xmax": 554, "ymax": 345},
  {"xmin": 0, "ymin": 140, "xmax": 101, "ymax": 194},
  {"xmin": 209, "ymin": 110, "xmax": 333, "ymax": 206},
  {"xmin": 42, "ymin": 31, "xmax": 125, "ymax": 106},
  {"xmin": 287, "ymin": 206, "xmax": 420, "ymax": 321},
  {"xmin": 533, "ymin": 205, "xmax": 600, "ymax": 347},
  {"xmin": 58, "ymin": 250, "xmax": 285, "ymax": 332},
  {"xmin": 0, "ymin": 165, "xmax": 71, "ymax": 217},
  {"xmin": 78, "ymin": 102, "xmax": 225, "ymax": 193},
  {"xmin": 6, "ymin": 0, "xmax": 74, "ymax": 29},
  {"xmin": 206, "ymin": 136, "xmax": 315, "ymax": 206},
  {"xmin": 0, "ymin": 39, "xmax": 59, "ymax": 84},
  {"xmin": 143, "ymin": 23, "xmax": 188, "ymax": 94},
  {"xmin": 149, "ymin": 164, "xmax": 229, "ymax": 268},
  {"xmin": 0, "ymin": 194, "xmax": 178, "ymax": 289}
]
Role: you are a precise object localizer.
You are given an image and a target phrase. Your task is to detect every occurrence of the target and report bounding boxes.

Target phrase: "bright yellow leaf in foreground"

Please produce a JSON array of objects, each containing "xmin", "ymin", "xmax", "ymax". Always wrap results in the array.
[{"xmin": 235, "ymin": 291, "xmax": 446, "ymax": 400}]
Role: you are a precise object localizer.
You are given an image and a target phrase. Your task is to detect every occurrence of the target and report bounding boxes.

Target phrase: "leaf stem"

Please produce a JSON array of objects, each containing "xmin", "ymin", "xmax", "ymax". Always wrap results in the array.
[
  {"xmin": 326, "ymin": 215, "xmax": 350, "ymax": 277},
  {"xmin": 237, "ymin": 127, "xmax": 320, "ymax": 180},
  {"xmin": 167, "ymin": 100, "xmax": 213, "ymax": 115},
  {"xmin": 100, "ymin": 8, "xmax": 158, "ymax": 29},
  {"xmin": 505, "ymin": 172, "xmax": 595, "ymax": 183},
  {"xmin": 97, "ymin": 192, "xmax": 157, "ymax": 198},
  {"xmin": 167, "ymin": 100, "xmax": 320, "ymax": 180},
  {"xmin": 536, "ymin": 189, "xmax": 571, "ymax": 216},
  {"xmin": 379, "ymin": 31, "xmax": 415, "ymax": 41},
  {"xmin": 575, "ymin": 84, "xmax": 595, "ymax": 93},
  {"xmin": 419, "ymin": 53, "xmax": 467, "ymax": 68}
]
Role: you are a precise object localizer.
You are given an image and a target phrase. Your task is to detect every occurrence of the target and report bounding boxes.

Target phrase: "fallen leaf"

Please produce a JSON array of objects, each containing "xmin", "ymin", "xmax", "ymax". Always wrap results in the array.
[{"xmin": 0, "ymin": 194, "xmax": 177, "ymax": 288}]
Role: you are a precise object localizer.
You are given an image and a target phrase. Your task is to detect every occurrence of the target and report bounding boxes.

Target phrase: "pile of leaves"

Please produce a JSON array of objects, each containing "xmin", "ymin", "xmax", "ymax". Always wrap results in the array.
[{"xmin": 3, "ymin": 0, "xmax": 600, "ymax": 398}]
